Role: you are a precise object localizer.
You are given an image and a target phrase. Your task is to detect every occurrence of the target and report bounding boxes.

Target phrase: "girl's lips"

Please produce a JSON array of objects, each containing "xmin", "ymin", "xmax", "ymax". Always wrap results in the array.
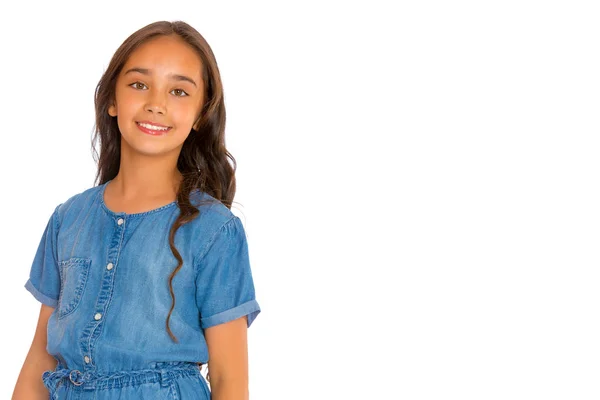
[{"xmin": 136, "ymin": 122, "xmax": 172, "ymax": 136}]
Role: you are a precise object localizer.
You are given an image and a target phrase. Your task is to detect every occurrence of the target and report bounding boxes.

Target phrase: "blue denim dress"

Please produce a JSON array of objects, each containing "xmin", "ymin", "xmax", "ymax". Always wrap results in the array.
[{"xmin": 24, "ymin": 180, "xmax": 261, "ymax": 399}]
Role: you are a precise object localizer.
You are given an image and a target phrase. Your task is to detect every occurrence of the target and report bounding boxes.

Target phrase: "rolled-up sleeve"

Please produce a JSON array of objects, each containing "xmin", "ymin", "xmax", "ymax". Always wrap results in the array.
[
  {"xmin": 195, "ymin": 216, "xmax": 260, "ymax": 329},
  {"xmin": 24, "ymin": 204, "xmax": 62, "ymax": 307}
]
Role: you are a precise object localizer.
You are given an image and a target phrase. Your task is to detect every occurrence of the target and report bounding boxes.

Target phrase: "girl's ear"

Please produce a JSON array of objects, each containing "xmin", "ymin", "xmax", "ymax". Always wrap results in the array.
[{"xmin": 108, "ymin": 104, "xmax": 117, "ymax": 117}]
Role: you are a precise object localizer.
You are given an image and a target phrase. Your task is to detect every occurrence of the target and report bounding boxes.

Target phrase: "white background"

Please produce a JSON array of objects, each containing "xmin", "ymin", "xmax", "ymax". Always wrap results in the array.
[{"xmin": 1, "ymin": 0, "xmax": 599, "ymax": 399}]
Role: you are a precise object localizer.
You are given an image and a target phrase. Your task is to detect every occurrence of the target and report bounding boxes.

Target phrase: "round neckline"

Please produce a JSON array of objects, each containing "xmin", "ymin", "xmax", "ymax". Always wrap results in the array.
[{"xmin": 99, "ymin": 179, "xmax": 178, "ymax": 218}]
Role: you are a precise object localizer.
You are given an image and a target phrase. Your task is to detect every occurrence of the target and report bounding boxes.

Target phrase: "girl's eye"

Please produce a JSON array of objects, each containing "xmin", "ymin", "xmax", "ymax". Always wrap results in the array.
[
  {"xmin": 130, "ymin": 82, "xmax": 147, "ymax": 90},
  {"xmin": 171, "ymin": 89, "xmax": 188, "ymax": 97}
]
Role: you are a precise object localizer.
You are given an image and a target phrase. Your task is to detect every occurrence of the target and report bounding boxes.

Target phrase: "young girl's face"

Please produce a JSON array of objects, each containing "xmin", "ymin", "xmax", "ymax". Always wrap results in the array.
[{"xmin": 108, "ymin": 35, "xmax": 204, "ymax": 160}]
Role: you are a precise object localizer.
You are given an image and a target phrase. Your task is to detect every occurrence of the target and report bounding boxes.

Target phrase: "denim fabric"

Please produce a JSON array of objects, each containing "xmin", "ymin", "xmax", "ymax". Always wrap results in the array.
[{"xmin": 24, "ymin": 180, "xmax": 260, "ymax": 398}]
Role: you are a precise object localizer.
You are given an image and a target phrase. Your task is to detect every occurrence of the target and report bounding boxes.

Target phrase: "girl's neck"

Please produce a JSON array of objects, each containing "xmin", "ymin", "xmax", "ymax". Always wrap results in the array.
[
  {"xmin": 109, "ymin": 142, "xmax": 184, "ymax": 202},
  {"xmin": 109, "ymin": 163, "xmax": 183, "ymax": 201}
]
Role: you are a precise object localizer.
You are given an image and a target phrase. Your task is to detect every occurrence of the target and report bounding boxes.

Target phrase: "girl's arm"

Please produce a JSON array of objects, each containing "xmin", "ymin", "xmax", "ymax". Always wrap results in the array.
[
  {"xmin": 12, "ymin": 304, "xmax": 57, "ymax": 399},
  {"xmin": 205, "ymin": 316, "xmax": 250, "ymax": 400}
]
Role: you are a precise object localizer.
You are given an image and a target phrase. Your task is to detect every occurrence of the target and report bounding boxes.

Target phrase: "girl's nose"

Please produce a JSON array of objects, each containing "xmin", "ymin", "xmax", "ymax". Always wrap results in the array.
[
  {"xmin": 145, "ymin": 104, "xmax": 165, "ymax": 114},
  {"xmin": 145, "ymin": 91, "xmax": 166, "ymax": 114}
]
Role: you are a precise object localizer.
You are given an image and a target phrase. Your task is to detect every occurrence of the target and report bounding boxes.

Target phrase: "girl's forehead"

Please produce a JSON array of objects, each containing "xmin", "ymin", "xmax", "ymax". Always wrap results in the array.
[{"xmin": 122, "ymin": 35, "xmax": 203, "ymax": 76}]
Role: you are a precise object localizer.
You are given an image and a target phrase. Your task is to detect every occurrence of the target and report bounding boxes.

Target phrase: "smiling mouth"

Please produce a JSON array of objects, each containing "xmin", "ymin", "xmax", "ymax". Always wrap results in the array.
[{"xmin": 136, "ymin": 122, "xmax": 172, "ymax": 135}]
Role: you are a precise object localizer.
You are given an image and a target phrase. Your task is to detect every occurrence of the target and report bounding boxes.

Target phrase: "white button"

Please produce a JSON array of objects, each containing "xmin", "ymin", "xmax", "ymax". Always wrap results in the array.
[
  {"xmin": 107, "ymin": 263, "xmax": 114, "ymax": 270},
  {"xmin": 117, "ymin": 218, "xmax": 124, "ymax": 225},
  {"xmin": 94, "ymin": 313, "xmax": 102, "ymax": 320},
  {"xmin": 84, "ymin": 356, "xmax": 90, "ymax": 363}
]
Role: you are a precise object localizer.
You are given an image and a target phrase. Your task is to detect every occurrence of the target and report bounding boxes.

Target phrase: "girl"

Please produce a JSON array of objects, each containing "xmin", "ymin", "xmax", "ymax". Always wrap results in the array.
[{"xmin": 12, "ymin": 20, "xmax": 260, "ymax": 399}]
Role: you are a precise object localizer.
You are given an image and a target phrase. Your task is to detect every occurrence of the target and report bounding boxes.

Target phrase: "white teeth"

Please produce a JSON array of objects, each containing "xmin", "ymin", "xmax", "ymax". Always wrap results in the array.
[{"xmin": 138, "ymin": 122, "xmax": 169, "ymax": 131}]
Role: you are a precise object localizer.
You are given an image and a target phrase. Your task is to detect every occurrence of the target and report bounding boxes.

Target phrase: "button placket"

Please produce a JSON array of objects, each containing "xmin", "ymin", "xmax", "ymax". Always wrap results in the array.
[{"xmin": 80, "ymin": 214, "xmax": 127, "ymax": 372}]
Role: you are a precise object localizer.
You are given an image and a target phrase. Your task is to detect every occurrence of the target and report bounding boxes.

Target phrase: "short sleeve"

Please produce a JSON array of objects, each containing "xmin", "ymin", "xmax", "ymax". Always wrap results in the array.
[
  {"xmin": 195, "ymin": 216, "xmax": 261, "ymax": 329},
  {"xmin": 24, "ymin": 204, "xmax": 62, "ymax": 307}
]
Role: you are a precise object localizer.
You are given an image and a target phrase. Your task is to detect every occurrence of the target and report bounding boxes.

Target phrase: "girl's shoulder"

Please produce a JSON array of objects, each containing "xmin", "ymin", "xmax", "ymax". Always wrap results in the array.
[
  {"xmin": 188, "ymin": 189, "xmax": 239, "ymax": 228},
  {"xmin": 53, "ymin": 184, "xmax": 105, "ymax": 222}
]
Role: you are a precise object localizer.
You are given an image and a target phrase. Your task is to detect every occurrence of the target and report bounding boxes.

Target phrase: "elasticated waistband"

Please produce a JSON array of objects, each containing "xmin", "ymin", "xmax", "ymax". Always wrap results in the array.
[{"xmin": 42, "ymin": 361, "xmax": 202, "ymax": 398}]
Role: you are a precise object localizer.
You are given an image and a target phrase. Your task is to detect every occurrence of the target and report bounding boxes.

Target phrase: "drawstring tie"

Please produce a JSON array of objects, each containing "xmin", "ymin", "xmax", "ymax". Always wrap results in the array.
[{"xmin": 42, "ymin": 367, "xmax": 87, "ymax": 399}]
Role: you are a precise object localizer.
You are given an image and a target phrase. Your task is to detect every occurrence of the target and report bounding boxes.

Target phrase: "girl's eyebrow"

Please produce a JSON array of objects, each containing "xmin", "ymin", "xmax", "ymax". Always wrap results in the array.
[{"xmin": 124, "ymin": 67, "xmax": 197, "ymax": 87}]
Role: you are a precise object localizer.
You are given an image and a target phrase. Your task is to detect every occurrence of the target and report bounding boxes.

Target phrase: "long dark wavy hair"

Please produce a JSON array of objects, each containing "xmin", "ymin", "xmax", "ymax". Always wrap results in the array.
[{"xmin": 91, "ymin": 21, "xmax": 236, "ymax": 343}]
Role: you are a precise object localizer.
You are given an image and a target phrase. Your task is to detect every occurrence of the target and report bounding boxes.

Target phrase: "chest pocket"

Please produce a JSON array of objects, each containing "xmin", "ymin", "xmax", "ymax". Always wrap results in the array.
[{"xmin": 58, "ymin": 257, "xmax": 92, "ymax": 319}]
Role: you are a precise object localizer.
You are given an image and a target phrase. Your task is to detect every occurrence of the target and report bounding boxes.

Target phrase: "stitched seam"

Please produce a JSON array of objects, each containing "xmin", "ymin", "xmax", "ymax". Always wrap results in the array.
[{"xmin": 52, "ymin": 203, "xmax": 63, "ymax": 266}]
